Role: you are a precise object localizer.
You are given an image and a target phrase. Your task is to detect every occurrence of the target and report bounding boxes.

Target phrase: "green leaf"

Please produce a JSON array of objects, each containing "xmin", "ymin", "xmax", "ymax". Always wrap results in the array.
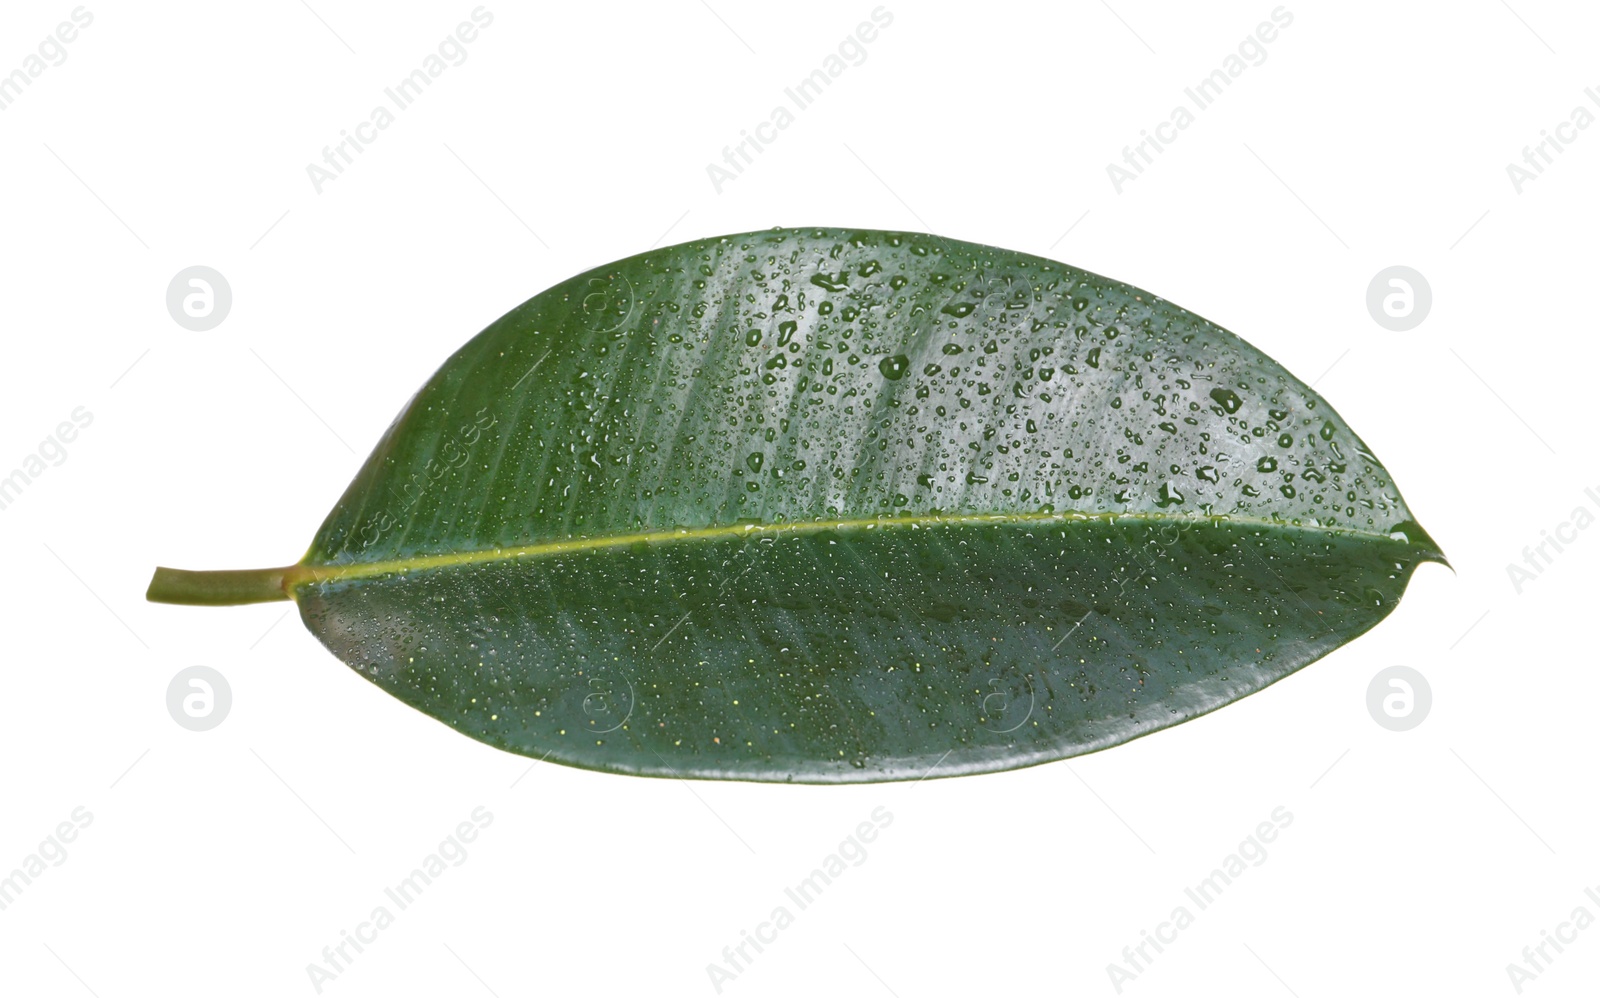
[{"xmin": 148, "ymin": 227, "xmax": 1444, "ymax": 783}]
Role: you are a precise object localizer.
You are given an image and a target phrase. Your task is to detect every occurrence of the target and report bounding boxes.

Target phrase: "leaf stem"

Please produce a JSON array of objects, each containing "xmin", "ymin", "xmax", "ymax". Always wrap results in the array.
[{"xmin": 145, "ymin": 565, "xmax": 294, "ymax": 605}]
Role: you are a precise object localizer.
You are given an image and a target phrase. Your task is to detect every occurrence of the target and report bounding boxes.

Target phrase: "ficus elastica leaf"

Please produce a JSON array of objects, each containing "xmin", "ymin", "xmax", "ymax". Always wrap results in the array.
[{"xmin": 148, "ymin": 228, "xmax": 1444, "ymax": 783}]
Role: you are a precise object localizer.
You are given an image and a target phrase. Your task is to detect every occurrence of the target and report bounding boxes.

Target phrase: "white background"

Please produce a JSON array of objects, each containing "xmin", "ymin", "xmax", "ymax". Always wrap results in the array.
[{"xmin": 1, "ymin": 1, "xmax": 1595, "ymax": 995}]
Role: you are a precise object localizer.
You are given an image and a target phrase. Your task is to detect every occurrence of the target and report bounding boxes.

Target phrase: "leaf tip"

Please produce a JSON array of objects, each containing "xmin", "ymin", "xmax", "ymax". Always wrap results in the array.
[{"xmin": 1389, "ymin": 519, "xmax": 1450, "ymax": 571}]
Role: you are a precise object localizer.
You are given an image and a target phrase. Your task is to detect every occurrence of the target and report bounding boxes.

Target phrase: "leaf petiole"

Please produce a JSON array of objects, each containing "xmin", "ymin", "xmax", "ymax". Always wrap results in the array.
[{"xmin": 146, "ymin": 565, "xmax": 295, "ymax": 606}]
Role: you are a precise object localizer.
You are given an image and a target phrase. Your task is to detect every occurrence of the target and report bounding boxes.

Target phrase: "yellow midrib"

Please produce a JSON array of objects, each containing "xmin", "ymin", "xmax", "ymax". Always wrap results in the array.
[{"xmin": 285, "ymin": 509, "xmax": 1423, "ymax": 591}]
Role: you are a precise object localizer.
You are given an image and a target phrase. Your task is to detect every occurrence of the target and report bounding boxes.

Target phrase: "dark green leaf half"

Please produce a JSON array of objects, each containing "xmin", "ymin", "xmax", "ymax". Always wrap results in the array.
[{"xmin": 151, "ymin": 227, "xmax": 1444, "ymax": 783}]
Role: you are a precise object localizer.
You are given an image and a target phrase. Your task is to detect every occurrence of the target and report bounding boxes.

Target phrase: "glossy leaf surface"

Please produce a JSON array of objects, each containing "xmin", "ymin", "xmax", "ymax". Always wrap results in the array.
[{"xmin": 164, "ymin": 228, "xmax": 1445, "ymax": 782}]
